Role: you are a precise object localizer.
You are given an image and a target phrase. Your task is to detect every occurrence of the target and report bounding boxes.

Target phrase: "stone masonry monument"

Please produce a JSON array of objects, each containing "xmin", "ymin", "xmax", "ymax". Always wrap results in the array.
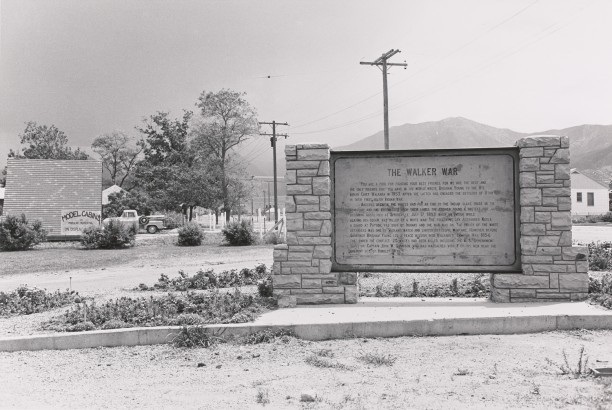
[{"xmin": 272, "ymin": 136, "xmax": 588, "ymax": 305}]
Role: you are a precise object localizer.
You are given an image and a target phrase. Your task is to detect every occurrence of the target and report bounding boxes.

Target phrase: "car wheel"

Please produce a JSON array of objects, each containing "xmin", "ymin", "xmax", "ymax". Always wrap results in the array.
[
  {"xmin": 147, "ymin": 225, "xmax": 158, "ymax": 234},
  {"xmin": 139, "ymin": 216, "xmax": 150, "ymax": 225}
]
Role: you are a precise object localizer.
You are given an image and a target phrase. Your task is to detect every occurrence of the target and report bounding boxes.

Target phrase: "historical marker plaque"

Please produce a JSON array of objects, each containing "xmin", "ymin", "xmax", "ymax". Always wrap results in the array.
[{"xmin": 331, "ymin": 148, "xmax": 520, "ymax": 272}]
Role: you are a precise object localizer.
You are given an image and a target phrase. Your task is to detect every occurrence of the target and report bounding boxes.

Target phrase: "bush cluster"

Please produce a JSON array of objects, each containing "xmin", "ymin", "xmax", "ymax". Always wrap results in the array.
[
  {"xmin": 80, "ymin": 220, "xmax": 136, "ymax": 249},
  {"xmin": 589, "ymin": 273, "xmax": 612, "ymax": 309},
  {"xmin": 367, "ymin": 275, "xmax": 489, "ymax": 298},
  {"xmin": 177, "ymin": 222, "xmax": 203, "ymax": 246},
  {"xmin": 43, "ymin": 288, "xmax": 275, "ymax": 332},
  {"xmin": 262, "ymin": 231, "xmax": 285, "ymax": 245},
  {"xmin": 587, "ymin": 242, "xmax": 612, "ymax": 271},
  {"xmin": 222, "ymin": 220, "xmax": 256, "ymax": 246},
  {"xmin": 0, "ymin": 214, "xmax": 47, "ymax": 251},
  {"xmin": 141, "ymin": 264, "xmax": 269, "ymax": 292},
  {"xmin": 0, "ymin": 286, "xmax": 79, "ymax": 317}
]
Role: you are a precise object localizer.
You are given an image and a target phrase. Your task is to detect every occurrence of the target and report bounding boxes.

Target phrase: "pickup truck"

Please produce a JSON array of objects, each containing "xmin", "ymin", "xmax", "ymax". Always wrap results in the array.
[{"xmin": 103, "ymin": 210, "xmax": 168, "ymax": 234}]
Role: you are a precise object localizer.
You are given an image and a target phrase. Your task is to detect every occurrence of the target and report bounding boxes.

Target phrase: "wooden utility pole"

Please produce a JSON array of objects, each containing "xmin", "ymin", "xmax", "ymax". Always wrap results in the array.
[
  {"xmin": 360, "ymin": 49, "xmax": 407, "ymax": 150},
  {"xmin": 259, "ymin": 121, "xmax": 288, "ymax": 223}
]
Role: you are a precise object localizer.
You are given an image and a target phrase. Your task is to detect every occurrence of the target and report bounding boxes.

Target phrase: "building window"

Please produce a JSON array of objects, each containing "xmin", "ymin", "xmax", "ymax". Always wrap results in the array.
[
  {"xmin": 587, "ymin": 192, "xmax": 594, "ymax": 206},
  {"xmin": 577, "ymin": 192, "xmax": 582, "ymax": 202}
]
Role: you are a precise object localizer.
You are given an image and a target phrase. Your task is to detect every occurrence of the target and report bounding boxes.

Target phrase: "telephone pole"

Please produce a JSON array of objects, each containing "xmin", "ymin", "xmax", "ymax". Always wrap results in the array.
[
  {"xmin": 259, "ymin": 121, "xmax": 288, "ymax": 223},
  {"xmin": 360, "ymin": 49, "xmax": 407, "ymax": 150}
]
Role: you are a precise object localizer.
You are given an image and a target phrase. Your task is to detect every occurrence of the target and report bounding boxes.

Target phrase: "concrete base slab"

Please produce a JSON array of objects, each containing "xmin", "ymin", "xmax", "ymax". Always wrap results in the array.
[{"xmin": 1, "ymin": 298, "xmax": 611, "ymax": 352}]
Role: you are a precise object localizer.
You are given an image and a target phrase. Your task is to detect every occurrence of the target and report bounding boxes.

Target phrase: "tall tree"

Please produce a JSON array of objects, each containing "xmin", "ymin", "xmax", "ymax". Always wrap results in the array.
[
  {"xmin": 134, "ymin": 111, "xmax": 215, "ymax": 212},
  {"xmin": 92, "ymin": 130, "xmax": 142, "ymax": 189},
  {"xmin": 192, "ymin": 89, "xmax": 258, "ymax": 221},
  {"xmin": 11, "ymin": 121, "xmax": 88, "ymax": 160}
]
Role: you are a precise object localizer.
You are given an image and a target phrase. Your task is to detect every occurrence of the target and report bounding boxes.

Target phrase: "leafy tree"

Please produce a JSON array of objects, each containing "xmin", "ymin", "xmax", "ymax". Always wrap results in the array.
[
  {"xmin": 136, "ymin": 111, "xmax": 193, "ymax": 166},
  {"xmin": 102, "ymin": 190, "xmax": 155, "ymax": 219},
  {"xmin": 192, "ymin": 89, "xmax": 259, "ymax": 221},
  {"xmin": 10, "ymin": 121, "xmax": 88, "ymax": 160},
  {"xmin": 134, "ymin": 111, "xmax": 216, "ymax": 213},
  {"xmin": 92, "ymin": 131, "xmax": 142, "ymax": 189}
]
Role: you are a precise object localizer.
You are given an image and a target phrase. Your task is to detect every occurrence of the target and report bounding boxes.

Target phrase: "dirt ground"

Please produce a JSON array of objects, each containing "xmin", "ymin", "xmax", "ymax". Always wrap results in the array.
[{"xmin": 1, "ymin": 331, "xmax": 611, "ymax": 409}]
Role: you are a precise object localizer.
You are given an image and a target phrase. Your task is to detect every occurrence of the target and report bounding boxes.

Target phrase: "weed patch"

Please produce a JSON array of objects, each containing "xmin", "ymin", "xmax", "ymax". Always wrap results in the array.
[
  {"xmin": 356, "ymin": 351, "xmax": 397, "ymax": 367},
  {"xmin": 139, "ymin": 264, "xmax": 269, "ymax": 292},
  {"xmin": 545, "ymin": 345, "xmax": 592, "ymax": 378},
  {"xmin": 0, "ymin": 286, "xmax": 80, "ymax": 317},
  {"xmin": 305, "ymin": 354, "xmax": 351, "ymax": 370},
  {"xmin": 43, "ymin": 288, "xmax": 275, "ymax": 332},
  {"xmin": 171, "ymin": 326, "xmax": 225, "ymax": 348},
  {"xmin": 242, "ymin": 328, "xmax": 295, "ymax": 345},
  {"xmin": 588, "ymin": 242, "xmax": 612, "ymax": 271}
]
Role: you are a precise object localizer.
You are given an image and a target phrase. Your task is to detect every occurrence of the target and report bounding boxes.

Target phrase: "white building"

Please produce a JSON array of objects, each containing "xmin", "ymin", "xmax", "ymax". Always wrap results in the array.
[
  {"xmin": 102, "ymin": 184, "xmax": 125, "ymax": 205},
  {"xmin": 570, "ymin": 169, "xmax": 610, "ymax": 215}
]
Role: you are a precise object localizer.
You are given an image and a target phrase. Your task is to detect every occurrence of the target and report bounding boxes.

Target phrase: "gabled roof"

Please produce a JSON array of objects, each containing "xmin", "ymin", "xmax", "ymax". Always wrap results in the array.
[{"xmin": 571, "ymin": 169, "xmax": 610, "ymax": 190}]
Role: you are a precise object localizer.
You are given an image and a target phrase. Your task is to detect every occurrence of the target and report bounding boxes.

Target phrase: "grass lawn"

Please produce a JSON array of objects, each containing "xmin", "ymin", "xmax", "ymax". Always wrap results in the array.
[{"xmin": 0, "ymin": 233, "xmax": 271, "ymax": 276}]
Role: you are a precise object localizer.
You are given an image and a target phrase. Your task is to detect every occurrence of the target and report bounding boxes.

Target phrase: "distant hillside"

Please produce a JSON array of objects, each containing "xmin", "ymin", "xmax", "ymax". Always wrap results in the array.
[
  {"xmin": 337, "ymin": 117, "xmax": 525, "ymax": 151},
  {"xmin": 336, "ymin": 117, "xmax": 612, "ymax": 185}
]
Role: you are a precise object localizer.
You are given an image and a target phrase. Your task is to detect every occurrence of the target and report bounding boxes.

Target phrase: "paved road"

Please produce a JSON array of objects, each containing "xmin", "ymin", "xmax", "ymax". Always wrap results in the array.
[{"xmin": 572, "ymin": 225, "xmax": 612, "ymax": 244}]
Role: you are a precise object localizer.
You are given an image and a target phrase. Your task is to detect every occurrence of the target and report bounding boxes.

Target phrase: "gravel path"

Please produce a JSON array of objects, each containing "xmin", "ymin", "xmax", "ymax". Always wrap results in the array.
[{"xmin": 1, "ymin": 331, "xmax": 611, "ymax": 409}]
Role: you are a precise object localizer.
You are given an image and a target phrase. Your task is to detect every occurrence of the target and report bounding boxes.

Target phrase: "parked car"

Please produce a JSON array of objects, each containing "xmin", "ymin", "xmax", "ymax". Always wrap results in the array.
[{"xmin": 103, "ymin": 210, "xmax": 168, "ymax": 234}]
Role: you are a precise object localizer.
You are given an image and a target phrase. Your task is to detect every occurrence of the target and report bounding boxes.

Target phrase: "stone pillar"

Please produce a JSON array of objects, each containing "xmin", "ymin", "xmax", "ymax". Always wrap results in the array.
[
  {"xmin": 272, "ymin": 144, "xmax": 358, "ymax": 306},
  {"xmin": 490, "ymin": 136, "xmax": 589, "ymax": 302}
]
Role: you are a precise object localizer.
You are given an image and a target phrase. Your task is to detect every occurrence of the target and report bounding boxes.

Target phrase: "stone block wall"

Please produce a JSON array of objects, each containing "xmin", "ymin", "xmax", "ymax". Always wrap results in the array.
[
  {"xmin": 273, "ymin": 137, "xmax": 589, "ymax": 306},
  {"xmin": 272, "ymin": 144, "xmax": 358, "ymax": 305},
  {"xmin": 490, "ymin": 136, "xmax": 589, "ymax": 302}
]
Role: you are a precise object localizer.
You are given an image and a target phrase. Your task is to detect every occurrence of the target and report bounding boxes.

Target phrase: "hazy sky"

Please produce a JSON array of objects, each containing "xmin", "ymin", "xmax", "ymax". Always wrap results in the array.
[{"xmin": 1, "ymin": 0, "xmax": 611, "ymax": 169}]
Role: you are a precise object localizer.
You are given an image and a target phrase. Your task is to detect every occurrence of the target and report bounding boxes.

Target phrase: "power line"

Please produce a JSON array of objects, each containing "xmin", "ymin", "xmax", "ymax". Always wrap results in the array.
[
  {"xmin": 289, "ymin": 0, "xmax": 541, "ymax": 132},
  {"xmin": 360, "ymin": 49, "xmax": 407, "ymax": 149},
  {"xmin": 259, "ymin": 121, "xmax": 289, "ymax": 223}
]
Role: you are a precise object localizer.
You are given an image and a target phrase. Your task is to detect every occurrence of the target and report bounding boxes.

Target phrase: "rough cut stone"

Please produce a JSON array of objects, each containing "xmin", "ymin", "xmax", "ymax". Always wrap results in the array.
[
  {"xmin": 538, "ymin": 236, "xmax": 559, "ymax": 247},
  {"xmin": 273, "ymin": 248, "xmax": 288, "ymax": 261},
  {"xmin": 551, "ymin": 212, "xmax": 571, "ymax": 229},
  {"xmin": 299, "ymin": 143, "xmax": 329, "ymax": 149},
  {"xmin": 321, "ymin": 286, "xmax": 345, "ymax": 294},
  {"xmin": 318, "ymin": 161, "xmax": 330, "ymax": 176},
  {"xmin": 304, "ymin": 211, "xmax": 332, "ymax": 220},
  {"xmin": 297, "ymin": 149, "xmax": 330, "ymax": 161},
  {"xmin": 285, "ymin": 145, "xmax": 297, "ymax": 156},
  {"xmin": 490, "ymin": 287, "xmax": 510, "ymax": 302},
  {"xmin": 559, "ymin": 273, "xmax": 588, "ymax": 292},
  {"xmin": 286, "ymin": 160, "xmax": 321, "ymax": 170},
  {"xmin": 558, "ymin": 197, "xmax": 571, "ymax": 211},
  {"xmin": 277, "ymin": 295, "xmax": 297, "ymax": 308},
  {"xmin": 295, "ymin": 293, "xmax": 344, "ymax": 305},
  {"xmin": 298, "ymin": 236, "xmax": 332, "ymax": 245},
  {"xmin": 286, "ymin": 195, "xmax": 296, "ymax": 212},
  {"xmin": 297, "ymin": 169, "xmax": 319, "ymax": 176},
  {"xmin": 312, "ymin": 177, "xmax": 330, "ymax": 195},
  {"xmin": 344, "ymin": 286, "xmax": 359, "ymax": 303},
  {"xmin": 296, "ymin": 177, "xmax": 313, "ymax": 185},
  {"xmin": 322, "ymin": 279, "xmax": 338, "ymax": 287},
  {"xmin": 520, "ymin": 207, "xmax": 535, "ymax": 223},
  {"xmin": 555, "ymin": 163, "xmax": 570, "ymax": 180},
  {"xmin": 320, "ymin": 220, "xmax": 332, "ymax": 236},
  {"xmin": 285, "ymin": 170, "xmax": 297, "ymax": 184},
  {"xmin": 286, "ymin": 185, "xmax": 312, "ymax": 195},
  {"xmin": 562, "ymin": 247, "xmax": 587, "ymax": 261},
  {"xmin": 520, "ymin": 189, "xmax": 542, "ymax": 206},
  {"xmin": 493, "ymin": 274, "xmax": 549, "ymax": 288},
  {"xmin": 319, "ymin": 196, "xmax": 331, "ymax": 211},
  {"xmin": 313, "ymin": 245, "xmax": 332, "ymax": 259},
  {"xmin": 536, "ymin": 174, "xmax": 555, "ymax": 184},
  {"xmin": 510, "ymin": 289, "xmax": 536, "ymax": 298},
  {"xmin": 519, "ymin": 157, "xmax": 540, "ymax": 171},
  {"xmin": 534, "ymin": 212, "xmax": 551, "ymax": 223},
  {"xmin": 291, "ymin": 267, "xmax": 321, "ymax": 274},
  {"xmin": 273, "ymin": 274, "xmax": 301, "ymax": 288},
  {"xmin": 516, "ymin": 136, "xmax": 560, "ymax": 148},
  {"xmin": 519, "ymin": 172, "xmax": 536, "ymax": 188},
  {"xmin": 302, "ymin": 278, "xmax": 321, "ymax": 288},
  {"xmin": 542, "ymin": 187, "xmax": 570, "ymax": 197},
  {"xmin": 532, "ymin": 264, "xmax": 567, "ymax": 273},
  {"xmin": 319, "ymin": 259, "xmax": 332, "ymax": 273},
  {"xmin": 549, "ymin": 149, "xmax": 569, "ymax": 164},
  {"xmin": 296, "ymin": 204, "xmax": 319, "ymax": 213},
  {"xmin": 520, "ymin": 223, "xmax": 546, "ymax": 236},
  {"xmin": 287, "ymin": 218, "xmax": 304, "ymax": 231},
  {"xmin": 338, "ymin": 272, "xmax": 358, "ymax": 285},
  {"xmin": 295, "ymin": 195, "xmax": 319, "ymax": 205},
  {"xmin": 560, "ymin": 136, "xmax": 569, "ymax": 148},
  {"xmin": 519, "ymin": 147, "xmax": 544, "ymax": 158},
  {"xmin": 303, "ymin": 220, "xmax": 323, "ymax": 231}
]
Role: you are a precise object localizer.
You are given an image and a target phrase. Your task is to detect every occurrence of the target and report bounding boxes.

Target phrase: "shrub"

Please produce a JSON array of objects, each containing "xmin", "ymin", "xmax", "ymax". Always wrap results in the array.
[
  {"xmin": 0, "ymin": 214, "xmax": 47, "ymax": 251},
  {"xmin": 222, "ymin": 220, "xmax": 255, "ymax": 246},
  {"xmin": 0, "ymin": 286, "xmax": 79, "ymax": 317},
  {"xmin": 257, "ymin": 277, "xmax": 273, "ymax": 297},
  {"xmin": 602, "ymin": 212, "xmax": 612, "ymax": 223},
  {"xmin": 588, "ymin": 242, "xmax": 612, "ymax": 271},
  {"xmin": 80, "ymin": 220, "xmax": 135, "ymax": 249},
  {"xmin": 177, "ymin": 222, "xmax": 203, "ymax": 246},
  {"xmin": 43, "ymin": 288, "xmax": 276, "ymax": 332},
  {"xmin": 148, "ymin": 264, "xmax": 270, "ymax": 291}
]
